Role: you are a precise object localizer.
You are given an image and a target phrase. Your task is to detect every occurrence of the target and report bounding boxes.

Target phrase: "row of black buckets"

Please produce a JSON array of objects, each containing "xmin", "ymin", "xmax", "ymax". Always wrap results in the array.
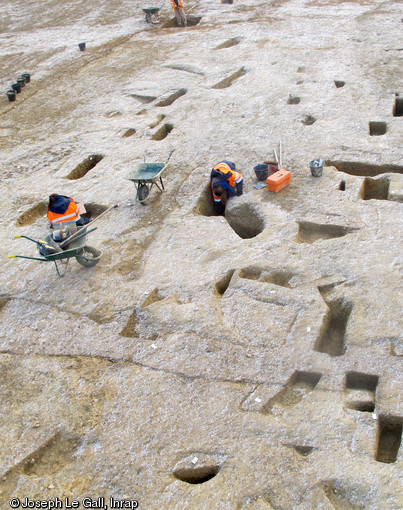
[{"xmin": 6, "ymin": 73, "xmax": 31, "ymax": 102}]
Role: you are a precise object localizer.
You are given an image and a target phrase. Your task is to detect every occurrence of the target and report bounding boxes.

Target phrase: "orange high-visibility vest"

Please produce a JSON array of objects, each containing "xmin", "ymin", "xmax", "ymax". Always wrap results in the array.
[
  {"xmin": 171, "ymin": 0, "xmax": 183, "ymax": 10},
  {"xmin": 213, "ymin": 162, "xmax": 242, "ymax": 188},
  {"xmin": 47, "ymin": 199, "xmax": 80, "ymax": 226}
]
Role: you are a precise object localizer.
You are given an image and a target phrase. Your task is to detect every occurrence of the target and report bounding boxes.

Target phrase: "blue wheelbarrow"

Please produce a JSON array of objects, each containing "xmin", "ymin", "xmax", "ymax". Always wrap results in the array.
[{"xmin": 125, "ymin": 150, "xmax": 174, "ymax": 204}]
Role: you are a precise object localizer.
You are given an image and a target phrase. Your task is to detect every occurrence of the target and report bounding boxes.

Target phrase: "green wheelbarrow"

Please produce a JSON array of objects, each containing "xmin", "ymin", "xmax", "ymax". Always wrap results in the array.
[
  {"xmin": 125, "ymin": 149, "xmax": 174, "ymax": 204},
  {"xmin": 142, "ymin": 5, "xmax": 163, "ymax": 23},
  {"xmin": 9, "ymin": 204, "xmax": 117, "ymax": 276}
]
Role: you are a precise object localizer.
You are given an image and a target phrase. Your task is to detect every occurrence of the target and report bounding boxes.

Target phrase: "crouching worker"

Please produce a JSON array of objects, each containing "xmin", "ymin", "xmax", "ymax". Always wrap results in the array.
[
  {"xmin": 47, "ymin": 194, "xmax": 90, "ymax": 228},
  {"xmin": 210, "ymin": 161, "xmax": 243, "ymax": 215}
]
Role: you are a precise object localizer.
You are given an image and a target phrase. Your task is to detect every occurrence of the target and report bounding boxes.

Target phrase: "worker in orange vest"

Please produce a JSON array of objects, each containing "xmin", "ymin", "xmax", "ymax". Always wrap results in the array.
[
  {"xmin": 210, "ymin": 161, "xmax": 243, "ymax": 214},
  {"xmin": 170, "ymin": 0, "xmax": 187, "ymax": 27},
  {"xmin": 47, "ymin": 194, "xmax": 89, "ymax": 228}
]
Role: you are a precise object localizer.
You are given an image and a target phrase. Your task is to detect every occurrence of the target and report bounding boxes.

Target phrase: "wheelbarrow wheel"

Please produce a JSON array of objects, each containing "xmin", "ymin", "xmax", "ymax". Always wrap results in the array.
[
  {"xmin": 76, "ymin": 246, "xmax": 101, "ymax": 267},
  {"xmin": 137, "ymin": 183, "xmax": 150, "ymax": 204}
]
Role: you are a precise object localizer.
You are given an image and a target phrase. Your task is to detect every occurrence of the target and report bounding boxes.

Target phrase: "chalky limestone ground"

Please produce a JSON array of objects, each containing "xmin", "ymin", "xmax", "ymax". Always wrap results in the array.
[{"xmin": 0, "ymin": 0, "xmax": 402, "ymax": 508}]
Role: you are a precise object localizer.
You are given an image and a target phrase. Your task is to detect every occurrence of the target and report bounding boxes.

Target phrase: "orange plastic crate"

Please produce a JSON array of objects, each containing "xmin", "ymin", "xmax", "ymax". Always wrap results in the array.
[{"xmin": 266, "ymin": 169, "xmax": 291, "ymax": 192}]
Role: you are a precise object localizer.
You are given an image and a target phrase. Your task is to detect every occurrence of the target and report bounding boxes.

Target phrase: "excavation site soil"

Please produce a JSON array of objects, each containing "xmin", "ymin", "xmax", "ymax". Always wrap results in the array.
[{"xmin": 0, "ymin": 0, "xmax": 402, "ymax": 508}]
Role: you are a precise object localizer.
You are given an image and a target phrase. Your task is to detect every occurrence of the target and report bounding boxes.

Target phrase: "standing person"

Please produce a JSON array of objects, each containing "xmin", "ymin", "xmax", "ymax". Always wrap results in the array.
[
  {"xmin": 210, "ymin": 161, "xmax": 243, "ymax": 215},
  {"xmin": 47, "ymin": 194, "xmax": 90, "ymax": 228},
  {"xmin": 170, "ymin": 0, "xmax": 187, "ymax": 27}
]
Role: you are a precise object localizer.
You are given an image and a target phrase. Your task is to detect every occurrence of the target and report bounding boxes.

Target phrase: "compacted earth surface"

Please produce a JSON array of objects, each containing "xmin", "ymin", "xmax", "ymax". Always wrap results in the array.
[{"xmin": 0, "ymin": 0, "xmax": 402, "ymax": 508}]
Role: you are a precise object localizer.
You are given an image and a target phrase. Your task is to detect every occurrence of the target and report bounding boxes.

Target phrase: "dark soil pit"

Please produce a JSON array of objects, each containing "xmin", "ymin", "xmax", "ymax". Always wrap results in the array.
[
  {"xmin": 173, "ymin": 465, "xmax": 220, "ymax": 484},
  {"xmin": 360, "ymin": 177, "xmax": 390, "ymax": 200},
  {"xmin": 215, "ymin": 269, "xmax": 235, "ymax": 296},
  {"xmin": 344, "ymin": 372, "xmax": 378, "ymax": 412},
  {"xmin": 120, "ymin": 310, "xmax": 138, "ymax": 338},
  {"xmin": 83, "ymin": 203, "xmax": 109, "ymax": 218},
  {"xmin": 148, "ymin": 114, "xmax": 166, "ymax": 128},
  {"xmin": 292, "ymin": 445, "xmax": 314, "ymax": 456},
  {"xmin": 129, "ymin": 94, "xmax": 156, "ymax": 104},
  {"xmin": 302, "ymin": 115, "xmax": 316, "ymax": 125},
  {"xmin": 211, "ymin": 67, "xmax": 247, "ymax": 89},
  {"xmin": 194, "ymin": 185, "xmax": 216, "ymax": 217},
  {"xmin": 122, "ymin": 128, "xmax": 136, "ymax": 138},
  {"xmin": 162, "ymin": 15, "xmax": 202, "ymax": 28},
  {"xmin": 296, "ymin": 221, "xmax": 355, "ymax": 243},
  {"xmin": 334, "ymin": 80, "xmax": 345, "ymax": 88},
  {"xmin": 369, "ymin": 121, "xmax": 387, "ymax": 136},
  {"xmin": 314, "ymin": 298, "xmax": 352, "ymax": 357},
  {"xmin": 16, "ymin": 202, "xmax": 47, "ymax": 226},
  {"xmin": 66, "ymin": 154, "xmax": 103, "ymax": 180},
  {"xmin": 141, "ymin": 287, "xmax": 165, "ymax": 308},
  {"xmin": 0, "ymin": 298, "xmax": 10, "ymax": 311},
  {"xmin": 326, "ymin": 160, "xmax": 403, "ymax": 176},
  {"xmin": 155, "ymin": 89, "xmax": 187, "ymax": 107},
  {"xmin": 225, "ymin": 202, "xmax": 265, "ymax": 239},
  {"xmin": 215, "ymin": 37, "xmax": 242, "ymax": 49},
  {"xmin": 151, "ymin": 123, "xmax": 173, "ymax": 140},
  {"xmin": 262, "ymin": 371, "xmax": 322, "ymax": 414},
  {"xmin": 375, "ymin": 415, "xmax": 403, "ymax": 463},
  {"xmin": 393, "ymin": 96, "xmax": 403, "ymax": 116}
]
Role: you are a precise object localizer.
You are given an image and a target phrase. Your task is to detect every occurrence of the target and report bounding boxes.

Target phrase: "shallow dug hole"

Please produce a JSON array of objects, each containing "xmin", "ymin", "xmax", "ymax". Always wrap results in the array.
[
  {"xmin": 194, "ymin": 185, "xmax": 215, "ymax": 216},
  {"xmin": 214, "ymin": 36, "xmax": 242, "ymax": 49},
  {"xmin": 83, "ymin": 203, "xmax": 109, "ymax": 218},
  {"xmin": 326, "ymin": 160, "xmax": 403, "ymax": 176},
  {"xmin": 173, "ymin": 465, "xmax": 220, "ymax": 484},
  {"xmin": 375, "ymin": 415, "xmax": 403, "ymax": 463},
  {"xmin": 225, "ymin": 202, "xmax": 265, "ymax": 239},
  {"xmin": 212, "ymin": 67, "xmax": 247, "ymax": 89},
  {"xmin": 360, "ymin": 177, "xmax": 390, "ymax": 200},
  {"xmin": 16, "ymin": 201, "xmax": 47, "ymax": 226},
  {"xmin": 239, "ymin": 265, "xmax": 297, "ymax": 288},
  {"xmin": 162, "ymin": 15, "xmax": 202, "ymax": 28},
  {"xmin": 66, "ymin": 154, "xmax": 103, "ymax": 180},
  {"xmin": 295, "ymin": 221, "xmax": 356, "ymax": 244}
]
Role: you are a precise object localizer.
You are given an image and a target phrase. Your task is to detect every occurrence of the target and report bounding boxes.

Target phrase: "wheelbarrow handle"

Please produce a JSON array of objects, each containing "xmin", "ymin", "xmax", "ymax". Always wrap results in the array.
[
  {"xmin": 58, "ymin": 227, "xmax": 97, "ymax": 249},
  {"xmin": 165, "ymin": 149, "xmax": 175, "ymax": 165},
  {"xmin": 9, "ymin": 254, "xmax": 48, "ymax": 262},
  {"xmin": 14, "ymin": 234, "xmax": 38, "ymax": 243},
  {"xmin": 59, "ymin": 204, "xmax": 118, "ymax": 247}
]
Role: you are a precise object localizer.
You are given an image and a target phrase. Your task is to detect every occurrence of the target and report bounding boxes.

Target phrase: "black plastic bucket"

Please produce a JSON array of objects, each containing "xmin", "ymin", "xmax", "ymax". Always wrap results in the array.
[
  {"xmin": 11, "ymin": 82, "xmax": 21, "ymax": 93},
  {"xmin": 78, "ymin": 42, "xmax": 86, "ymax": 51},
  {"xmin": 22, "ymin": 73, "xmax": 31, "ymax": 83},
  {"xmin": 17, "ymin": 78, "xmax": 25, "ymax": 88},
  {"xmin": 254, "ymin": 164, "xmax": 269, "ymax": 181},
  {"xmin": 7, "ymin": 90, "xmax": 16, "ymax": 102}
]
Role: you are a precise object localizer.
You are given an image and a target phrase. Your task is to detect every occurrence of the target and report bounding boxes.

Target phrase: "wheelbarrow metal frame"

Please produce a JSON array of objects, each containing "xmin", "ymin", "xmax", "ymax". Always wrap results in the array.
[
  {"xmin": 11, "ymin": 229, "xmax": 100, "ymax": 277},
  {"xmin": 126, "ymin": 149, "xmax": 174, "ymax": 203},
  {"xmin": 142, "ymin": 5, "xmax": 163, "ymax": 22}
]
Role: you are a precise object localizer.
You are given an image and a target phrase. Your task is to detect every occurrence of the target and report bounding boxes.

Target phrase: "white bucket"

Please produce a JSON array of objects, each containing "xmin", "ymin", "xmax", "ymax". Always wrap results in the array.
[{"xmin": 310, "ymin": 159, "xmax": 324, "ymax": 177}]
